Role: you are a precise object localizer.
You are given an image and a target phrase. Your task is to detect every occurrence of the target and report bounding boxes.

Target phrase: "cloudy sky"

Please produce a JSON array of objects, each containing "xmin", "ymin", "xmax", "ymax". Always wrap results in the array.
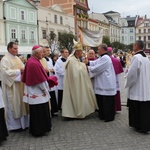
[{"xmin": 88, "ymin": 0, "xmax": 150, "ymax": 18}]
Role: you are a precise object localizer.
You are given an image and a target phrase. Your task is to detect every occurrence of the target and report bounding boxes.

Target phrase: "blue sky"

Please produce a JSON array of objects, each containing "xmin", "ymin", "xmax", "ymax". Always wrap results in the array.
[{"xmin": 88, "ymin": 0, "xmax": 150, "ymax": 18}]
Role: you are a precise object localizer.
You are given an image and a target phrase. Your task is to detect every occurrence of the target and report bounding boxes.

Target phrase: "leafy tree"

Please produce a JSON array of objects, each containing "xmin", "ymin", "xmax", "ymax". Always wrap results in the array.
[
  {"xmin": 127, "ymin": 43, "xmax": 133, "ymax": 51},
  {"xmin": 102, "ymin": 36, "xmax": 112, "ymax": 46},
  {"xmin": 46, "ymin": 31, "xmax": 56, "ymax": 48},
  {"xmin": 58, "ymin": 32, "xmax": 76, "ymax": 53},
  {"xmin": 111, "ymin": 41, "xmax": 126, "ymax": 52}
]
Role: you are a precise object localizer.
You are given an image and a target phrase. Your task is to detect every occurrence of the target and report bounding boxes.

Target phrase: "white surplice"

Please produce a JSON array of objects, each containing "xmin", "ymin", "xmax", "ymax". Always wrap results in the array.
[
  {"xmin": 88, "ymin": 54, "xmax": 116, "ymax": 96},
  {"xmin": 125, "ymin": 53, "xmax": 150, "ymax": 101}
]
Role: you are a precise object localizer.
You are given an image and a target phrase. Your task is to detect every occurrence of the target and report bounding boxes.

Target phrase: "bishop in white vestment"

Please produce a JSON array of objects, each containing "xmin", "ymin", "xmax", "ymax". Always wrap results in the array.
[{"xmin": 62, "ymin": 41, "xmax": 97, "ymax": 118}]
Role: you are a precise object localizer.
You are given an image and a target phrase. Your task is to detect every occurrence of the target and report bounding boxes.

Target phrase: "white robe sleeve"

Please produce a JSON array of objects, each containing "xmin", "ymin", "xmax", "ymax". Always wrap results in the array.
[
  {"xmin": 14, "ymin": 70, "xmax": 22, "ymax": 82},
  {"xmin": 89, "ymin": 59, "xmax": 99, "ymax": 66},
  {"xmin": 125, "ymin": 56, "xmax": 140, "ymax": 88},
  {"xmin": 55, "ymin": 59, "xmax": 65, "ymax": 76},
  {"xmin": 88, "ymin": 57, "xmax": 109, "ymax": 78}
]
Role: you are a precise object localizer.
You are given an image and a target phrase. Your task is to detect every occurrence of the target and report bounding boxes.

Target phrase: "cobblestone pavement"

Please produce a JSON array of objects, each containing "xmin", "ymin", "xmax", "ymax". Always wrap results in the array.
[{"xmin": 1, "ymin": 74, "xmax": 150, "ymax": 150}]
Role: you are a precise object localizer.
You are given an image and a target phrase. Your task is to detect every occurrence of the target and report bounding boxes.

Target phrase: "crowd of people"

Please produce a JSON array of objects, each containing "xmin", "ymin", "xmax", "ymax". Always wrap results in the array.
[{"xmin": 0, "ymin": 39, "xmax": 150, "ymax": 144}]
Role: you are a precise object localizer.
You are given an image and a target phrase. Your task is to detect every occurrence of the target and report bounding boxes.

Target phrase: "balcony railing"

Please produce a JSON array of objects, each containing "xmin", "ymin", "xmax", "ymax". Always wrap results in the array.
[
  {"xmin": 29, "ymin": 39, "xmax": 36, "ymax": 44},
  {"xmin": 20, "ymin": 39, "xmax": 27, "ymax": 43}
]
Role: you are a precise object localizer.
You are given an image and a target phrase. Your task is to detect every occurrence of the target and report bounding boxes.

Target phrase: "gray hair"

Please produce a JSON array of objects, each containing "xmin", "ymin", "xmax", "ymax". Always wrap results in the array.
[
  {"xmin": 99, "ymin": 43, "xmax": 107, "ymax": 51},
  {"xmin": 32, "ymin": 47, "xmax": 42, "ymax": 56},
  {"xmin": 135, "ymin": 40, "xmax": 144, "ymax": 50}
]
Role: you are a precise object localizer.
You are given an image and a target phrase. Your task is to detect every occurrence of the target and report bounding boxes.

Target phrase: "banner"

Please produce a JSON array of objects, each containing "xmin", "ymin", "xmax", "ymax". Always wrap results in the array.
[{"xmin": 77, "ymin": 26, "xmax": 103, "ymax": 47}]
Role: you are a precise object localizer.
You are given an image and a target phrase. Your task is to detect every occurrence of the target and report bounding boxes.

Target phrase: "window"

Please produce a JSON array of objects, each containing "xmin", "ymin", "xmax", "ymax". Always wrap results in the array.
[
  {"xmin": 21, "ymin": 10, "xmax": 25, "ymax": 20},
  {"xmin": 122, "ymin": 36, "xmax": 124, "ymax": 42},
  {"xmin": 83, "ymin": 21, "xmax": 87, "ymax": 29},
  {"xmin": 21, "ymin": 30, "xmax": 26, "ymax": 39},
  {"xmin": 125, "ymin": 36, "xmax": 127, "ymax": 42},
  {"xmin": 144, "ymin": 23, "xmax": 149, "ymax": 26},
  {"xmin": 77, "ymin": 8, "xmax": 80, "ymax": 14},
  {"xmin": 78, "ymin": 20, "xmax": 81, "ymax": 27},
  {"xmin": 130, "ymin": 29, "xmax": 133, "ymax": 33},
  {"xmin": 130, "ymin": 36, "xmax": 133, "ymax": 42},
  {"xmin": 11, "ymin": 29, "xmax": 16, "ymax": 39},
  {"xmin": 148, "ymin": 29, "xmax": 150, "ymax": 33},
  {"xmin": 54, "ymin": 15, "xmax": 57, "ymax": 23},
  {"xmin": 139, "ymin": 29, "xmax": 141, "ymax": 33},
  {"xmin": 144, "ymin": 29, "xmax": 146, "ymax": 33},
  {"xmin": 148, "ymin": 36, "xmax": 150, "ymax": 40},
  {"xmin": 148, "ymin": 43, "xmax": 150, "ymax": 48},
  {"xmin": 42, "ymin": 30, "xmax": 46, "ymax": 39},
  {"xmin": 144, "ymin": 36, "xmax": 146, "ymax": 41},
  {"xmin": 81, "ymin": 20, "xmax": 83, "ymax": 28},
  {"xmin": 139, "ymin": 36, "xmax": 141, "ymax": 40},
  {"xmin": 122, "ymin": 29, "xmax": 124, "ymax": 33},
  {"xmin": 60, "ymin": 16, "xmax": 63, "ymax": 24},
  {"xmin": 31, "ymin": 31, "xmax": 34, "ymax": 40}
]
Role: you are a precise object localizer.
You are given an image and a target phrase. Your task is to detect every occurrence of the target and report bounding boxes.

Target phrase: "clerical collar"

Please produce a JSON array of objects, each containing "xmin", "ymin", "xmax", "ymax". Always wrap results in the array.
[
  {"xmin": 61, "ymin": 57, "xmax": 66, "ymax": 62},
  {"xmin": 135, "ymin": 50, "xmax": 146, "ymax": 57},
  {"xmin": 100, "ymin": 52, "xmax": 108, "ymax": 57},
  {"xmin": 45, "ymin": 57, "xmax": 49, "ymax": 61}
]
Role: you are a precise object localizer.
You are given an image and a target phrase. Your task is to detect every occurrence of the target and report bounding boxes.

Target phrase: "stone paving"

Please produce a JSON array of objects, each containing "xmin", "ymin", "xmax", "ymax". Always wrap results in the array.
[{"xmin": 1, "ymin": 74, "xmax": 150, "ymax": 150}]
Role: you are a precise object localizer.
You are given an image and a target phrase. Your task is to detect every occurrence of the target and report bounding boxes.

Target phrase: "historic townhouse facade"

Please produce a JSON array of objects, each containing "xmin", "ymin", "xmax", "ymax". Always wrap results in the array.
[
  {"xmin": 0, "ymin": 0, "xmax": 6, "ymax": 55},
  {"xmin": 88, "ymin": 13, "xmax": 109, "ymax": 37},
  {"xmin": 37, "ymin": 4, "xmax": 75, "ymax": 46},
  {"xmin": 104, "ymin": 11, "xmax": 121, "ymax": 42},
  {"xmin": 0, "ymin": 0, "xmax": 5, "ymax": 45},
  {"xmin": 136, "ymin": 15, "xmax": 150, "ymax": 52},
  {"xmin": 32, "ymin": 0, "xmax": 89, "ymax": 33},
  {"xmin": 3, "ymin": 0, "xmax": 38, "ymax": 54},
  {"xmin": 121, "ymin": 16, "xmax": 136, "ymax": 45},
  {"xmin": 88, "ymin": 18, "xmax": 99, "ymax": 31},
  {"xmin": 120, "ymin": 18, "xmax": 128, "ymax": 44}
]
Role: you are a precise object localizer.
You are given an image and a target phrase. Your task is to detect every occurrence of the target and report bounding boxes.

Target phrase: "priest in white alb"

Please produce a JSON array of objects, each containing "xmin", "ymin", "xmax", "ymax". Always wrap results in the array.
[
  {"xmin": 84, "ymin": 44, "xmax": 116, "ymax": 122},
  {"xmin": 1, "ymin": 42, "xmax": 29, "ymax": 131},
  {"xmin": 125, "ymin": 40, "xmax": 150, "ymax": 133}
]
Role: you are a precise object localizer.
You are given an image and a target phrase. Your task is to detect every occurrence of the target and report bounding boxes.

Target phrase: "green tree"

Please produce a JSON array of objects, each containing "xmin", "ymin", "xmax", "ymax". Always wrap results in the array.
[
  {"xmin": 127, "ymin": 43, "xmax": 133, "ymax": 51},
  {"xmin": 58, "ymin": 32, "xmax": 76, "ymax": 53},
  {"xmin": 46, "ymin": 31, "xmax": 56, "ymax": 47},
  {"xmin": 102, "ymin": 36, "xmax": 111, "ymax": 46},
  {"xmin": 111, "ymin": 41, "xmax": 126, "ymax": 52}
]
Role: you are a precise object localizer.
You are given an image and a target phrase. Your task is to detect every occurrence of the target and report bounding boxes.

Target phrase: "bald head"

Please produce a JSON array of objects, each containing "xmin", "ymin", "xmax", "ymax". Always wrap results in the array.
[{"xmin": 88, "ymin": 49, "xmax": 95, "ymax": 60}]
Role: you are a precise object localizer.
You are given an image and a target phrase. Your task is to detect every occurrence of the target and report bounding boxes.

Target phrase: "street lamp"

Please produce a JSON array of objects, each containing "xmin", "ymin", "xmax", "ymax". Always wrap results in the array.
[{"xmin": 15, "ymin": 38, "xmax": 19, "ymax": 45}]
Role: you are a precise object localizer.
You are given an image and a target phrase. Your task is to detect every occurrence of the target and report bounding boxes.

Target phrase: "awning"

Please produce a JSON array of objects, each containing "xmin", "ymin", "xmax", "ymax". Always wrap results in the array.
[{"xmin": 0, "ymin": 46, "xmax": 32, "ymax": 55}]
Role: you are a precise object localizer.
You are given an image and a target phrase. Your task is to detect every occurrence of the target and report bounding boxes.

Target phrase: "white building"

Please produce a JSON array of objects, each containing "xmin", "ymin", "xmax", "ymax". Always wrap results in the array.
[
  {"xmin": 37, "ymin": 4, "xmax": 75, "ymax": 47},
  {"xmin": 88, "ymin": 13, "xmax": 109, "ymax": 36},
  {"xmin": 0, "ymin": 0, "xmax": 38, "ymax": 55},
  {"xmin": 121, "ymin": 16, "xmax": 136, "ymax": 45},
  {"xmin": 0, "ymin": 0, "xmax": 5, "ymax": 55},
  {"xmin": 104, "ymin": 11, "xmax": 121, "ymax": 42}
]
